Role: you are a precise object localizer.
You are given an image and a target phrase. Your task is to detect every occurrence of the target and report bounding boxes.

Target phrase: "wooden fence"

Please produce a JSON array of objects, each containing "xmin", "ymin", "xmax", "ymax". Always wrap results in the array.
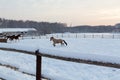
[
  {"xmin": 45, "ymin": 33, "xmax": 120, "ymax": 39},
  {"xmin": 0, "ymin": 47, "xmax": 120, "ymax": 80},
  {"xmin": 23, "ymin": 33, "xmax": 120, "ymax": 39}
]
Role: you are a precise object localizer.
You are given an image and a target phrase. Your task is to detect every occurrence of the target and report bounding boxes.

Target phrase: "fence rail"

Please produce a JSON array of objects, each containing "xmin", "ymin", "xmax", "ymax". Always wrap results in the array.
[
  {"xmin": 45, "ymin": 33, "xmax": 120, "ymax": 39},
  {"xmin": 23, "ymin": 33, "xmax": 120, "ymax": 39},
  {"xmin": 0, "ymin": 47, "xmax": 120, "ymax": 80}
]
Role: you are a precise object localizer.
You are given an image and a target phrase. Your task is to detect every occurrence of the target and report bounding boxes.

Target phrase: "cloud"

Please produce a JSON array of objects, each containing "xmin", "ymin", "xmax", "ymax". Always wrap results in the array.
[{"xmin": 0, "ymin": 0, "xmax": 120, "ymax": 25}]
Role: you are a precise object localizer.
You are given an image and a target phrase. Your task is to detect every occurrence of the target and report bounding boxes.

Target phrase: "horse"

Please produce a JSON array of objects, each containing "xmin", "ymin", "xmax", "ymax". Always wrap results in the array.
[
  {"xmin": 50, "ymin": 37, "xmax": 67, "ymax": 46},
  {"xmin": 5, "ymin": 35, "xmax": 14, "ymax": 41},
  {"xmin": 5, "ymin": 34, "xmax": 22, "ymax": 41},
  {"xmin": 13, "ymin": 34, "xmax": 22, "ymax": 40}
]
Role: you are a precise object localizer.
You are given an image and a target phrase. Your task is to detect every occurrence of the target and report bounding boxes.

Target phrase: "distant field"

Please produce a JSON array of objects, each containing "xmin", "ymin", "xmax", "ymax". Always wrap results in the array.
[{"xmin": 0, "ymin": 33, "xmax": 120, "ymax": 80}]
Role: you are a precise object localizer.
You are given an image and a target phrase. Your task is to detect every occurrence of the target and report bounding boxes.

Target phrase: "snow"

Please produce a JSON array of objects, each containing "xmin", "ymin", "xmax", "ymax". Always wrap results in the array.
[
  {"xmin": 0, "ymin": 28, "xmax": 36, "ymax": 33},
  {"xmin": 0, "ymin": 50, "xmax": 36, "ymax": 74},
  {"xmin": 0, "ymin": 38, "xmax": 120, "ymax": 64},
  {"xmin": 0, "ymin": 33, "xmax": 120, "ymax": 79},
  {"xmin": 0, "ymin": 50, "xmax": 120, "ymax": 80},
  {"xmin": 0, "ymin": 66, "xmax": 35, "ymax": 80}
]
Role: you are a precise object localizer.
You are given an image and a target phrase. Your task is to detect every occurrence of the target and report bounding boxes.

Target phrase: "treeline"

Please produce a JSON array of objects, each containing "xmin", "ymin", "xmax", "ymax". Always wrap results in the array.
[
  {"xmin": 0, "ymin": 18, "xmax": 67, "ymax": 34},
  {"xmin": 0, "ymin": 18, "xmax": 117, "ymax": 34},
  {"xmin": 67, "ymin": 25, "xmax": 115, "ymax": 33}
]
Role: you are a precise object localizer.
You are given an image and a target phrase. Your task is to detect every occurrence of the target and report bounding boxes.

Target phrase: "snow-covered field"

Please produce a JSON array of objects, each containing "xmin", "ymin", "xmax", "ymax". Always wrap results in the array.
[
  {"xmin": 0, "ymin": 38, "xmax": 120, "ymax": 64},
  {"xmin": 0, "ymin": 50, "xmax": 120, "ymax": 80},
  {"xmin": 0, "ymin": 33, "xmax": 120, "ymax": 80}
]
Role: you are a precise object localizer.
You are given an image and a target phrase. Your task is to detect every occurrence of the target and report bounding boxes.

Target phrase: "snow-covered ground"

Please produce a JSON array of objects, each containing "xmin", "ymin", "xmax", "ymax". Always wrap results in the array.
[
  {"xmin": 0, "ymin": 28, "xmax": 36, "ymax": 33},
  {"xmin": 0, "ymin": 65, "xmax": 35, "ymax": 80},
  {"xmin": 0, "ymin": 34, "xmax": 120, "ymax": 80},
  {"xmin": 0, "ymin": 38, "xmax": 120, "ymax": 64},
  {"xmin": 0, "ymin": 50, "xmax": 120, "ymax": 80}
]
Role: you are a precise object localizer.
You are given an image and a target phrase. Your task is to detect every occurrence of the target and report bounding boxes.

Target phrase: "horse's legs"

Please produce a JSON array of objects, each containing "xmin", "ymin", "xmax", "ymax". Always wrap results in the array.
[
  {"xmin": 14, "ymin": 39, "xmax": 17, "ymax": 42},
  {"xmin": 61, "ymin": 42, "xmax": 64, "ymax": 46},
  {"xmin": 53, "ymin": 43, "xmax": 56, "ymax": 47}
]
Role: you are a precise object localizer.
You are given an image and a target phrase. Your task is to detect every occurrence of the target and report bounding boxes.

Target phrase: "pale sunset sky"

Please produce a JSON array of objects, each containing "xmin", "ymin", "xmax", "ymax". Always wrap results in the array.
[{"xmin": 0, "ymin": 0, "xmax": 120, "ymax": 26}]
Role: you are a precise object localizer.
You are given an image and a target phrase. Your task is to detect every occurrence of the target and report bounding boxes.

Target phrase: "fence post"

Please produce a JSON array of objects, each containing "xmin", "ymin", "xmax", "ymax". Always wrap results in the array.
[
  {"xmin": 56, "ymin": 35, "xmax": 58, "ymax": 38},
  {"xmin": 46, "ymin": 35, "xmax": 48, "ymax": 39},
  {"xmin": 39, "ymin": 35, "xmax": 41, "ymax": 39},
  {"xmin": 75, "ymin": 33, "xmax": 77, "ymax": 38},
  {"xmin": 84, "ymin": 34, "xmax": 86, "ymax": 38},
  {"xmin": 92, "ymin": 34, "xmax": 94, "ymax": 38},
  {"xmin": 61, "ymin": 33, "xmax": 63, "ymax": 38},
  {"xmin": 101, "ymin": 34, "xmax": 103, "ymax": 38},
  {"xmin": 68, "ymin": 34, "xmax": 70, "ymax": 38},
  {"xmin": 112, "ymin": 34, "xmax": 114, "ymax": 39},
  {"xmin": 35, "ymin": 50, "xmax": 42, "ymax": 80}
]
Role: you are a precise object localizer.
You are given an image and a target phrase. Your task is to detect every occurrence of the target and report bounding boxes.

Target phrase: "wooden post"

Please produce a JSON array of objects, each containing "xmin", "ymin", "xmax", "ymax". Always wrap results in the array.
[
  {"xmin": 101, "ymin": 34, "xmax": 103, "ymax": 38},
  {"xmin": 92, "ymin": 34, "xmax": 94, "ymax": 38},
  {"xmin": 39, "ymin": 35, "xmax": 41, "ymax": 39},
  {"xmin": 61, "ymin": 33, "xmax": 63, "ymax": 38},
  {"xmin": 68, "ymin": 34, "xmax": 70, "ymax": 38},
  {"xmin": 112, "ymin": 34, "xmax": 114, "ymax": 39},
  {"xmin": 84, "ymin": 34, "xmax": 86, "ymax": 38},
  {"xmin": 35, "ymin": 50, "xmax": 42, "ymax": 80},
  {"xmin": 56, "ymin": 35, "xmax": 58, "ymax": 38},
  {"xmin": 46, "ymin": 35, "xmax": 48, "ymax": 39},
  {"xmin": 76, "ymin": 33, "xmax": 77, "ymax": 38}
]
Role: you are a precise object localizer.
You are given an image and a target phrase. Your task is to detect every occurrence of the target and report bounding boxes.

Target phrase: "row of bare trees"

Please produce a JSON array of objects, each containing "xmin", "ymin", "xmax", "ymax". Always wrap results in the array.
[{"xmin": 0, "ymin": 18, "xmax": 119, "ymax": 35}]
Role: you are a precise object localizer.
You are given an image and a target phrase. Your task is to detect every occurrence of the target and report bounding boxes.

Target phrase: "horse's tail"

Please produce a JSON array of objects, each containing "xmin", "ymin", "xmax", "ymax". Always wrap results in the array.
[{"xmin": 63, "ymin": 40, "xmax": 67, "ymax": 46}]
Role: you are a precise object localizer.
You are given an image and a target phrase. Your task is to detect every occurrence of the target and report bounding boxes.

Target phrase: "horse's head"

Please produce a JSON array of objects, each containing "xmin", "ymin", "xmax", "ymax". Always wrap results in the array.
[
  {"xmin": 18, "ymin": 34, "xmax": 22, "ymax": 37},
  {"xmin": 50, "ymin": 37, "xmax": 54, "ymax": 41}
]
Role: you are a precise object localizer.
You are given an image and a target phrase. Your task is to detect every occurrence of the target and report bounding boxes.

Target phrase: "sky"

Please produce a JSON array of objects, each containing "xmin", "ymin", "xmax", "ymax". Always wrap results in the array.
[{"xmin": 0, "ymin": 0, "xmax": 120, "ymax": 26}]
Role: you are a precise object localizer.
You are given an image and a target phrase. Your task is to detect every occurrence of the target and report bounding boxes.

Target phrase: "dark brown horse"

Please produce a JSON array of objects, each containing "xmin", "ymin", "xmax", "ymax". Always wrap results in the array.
[
  {"xmin": 5, "ymin": 35, "xmax": 14, "ymax": 41},
  {"xmin": 13, "ymin": 34, "xmax": 22, "ymax": 40},
  {"xmin": 50, "ymin": 37, "xmax": 67, "ymax": 46},
  {"xmin": 5, "ymin": 34, "xmax": 22, "ymax": 41}
]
